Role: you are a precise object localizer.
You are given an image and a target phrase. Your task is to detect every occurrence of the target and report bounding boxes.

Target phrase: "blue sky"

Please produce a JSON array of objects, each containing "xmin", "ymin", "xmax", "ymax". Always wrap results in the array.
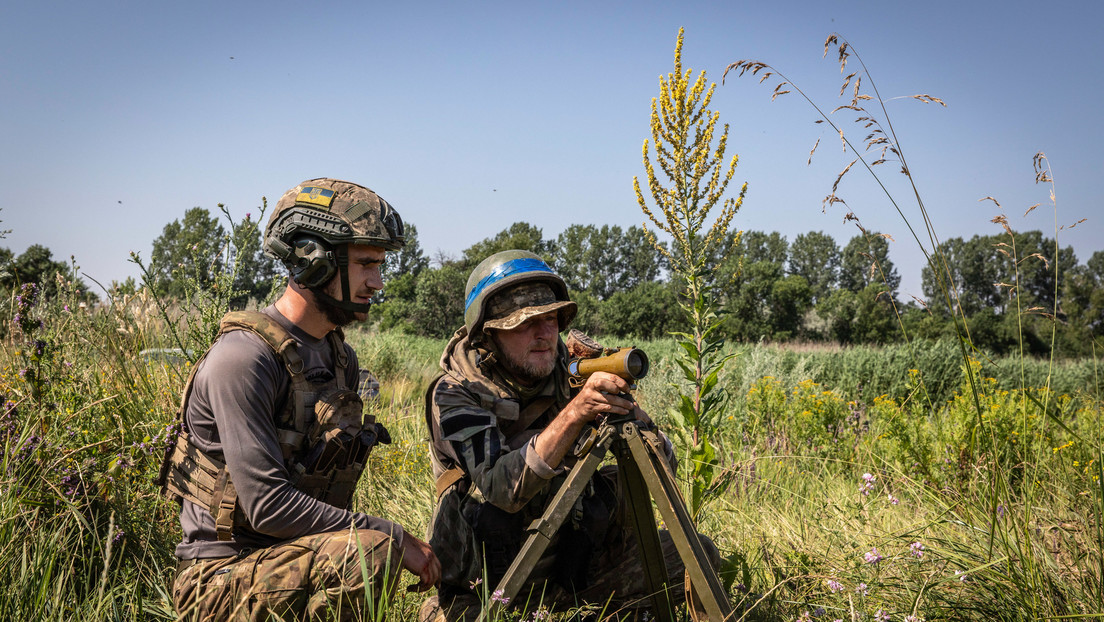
[{"xmin": 2, "ymin": 0, "xmax": 1100, "ymax": 300}]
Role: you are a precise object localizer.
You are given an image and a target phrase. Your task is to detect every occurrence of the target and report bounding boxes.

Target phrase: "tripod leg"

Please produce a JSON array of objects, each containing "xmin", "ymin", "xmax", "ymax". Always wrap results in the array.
[
  {"xmin": 623, "ymin": 426, "xmax": 734, "ymax": 621},
  {"xmin": 477, "ymin": 428, "xmax": 612, "ymax": 622},
  {"xmin": 615, "ymin": 430, "xmax": 678, "ymax": 622}
]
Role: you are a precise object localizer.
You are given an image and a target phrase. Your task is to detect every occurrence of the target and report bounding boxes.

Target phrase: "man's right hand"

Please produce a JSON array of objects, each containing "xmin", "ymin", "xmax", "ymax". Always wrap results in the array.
[
  {"xmin": 565, "ymin": 371, "xmax": 636, "ymax": 423},
  {"xmin": 401, "ymin": 533, "xmax": 441, "ymax": 591}
]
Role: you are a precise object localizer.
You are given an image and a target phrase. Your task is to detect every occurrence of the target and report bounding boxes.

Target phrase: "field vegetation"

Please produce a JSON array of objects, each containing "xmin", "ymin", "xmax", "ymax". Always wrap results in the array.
[{"xmin": 0, "ymin": 29, "xmax": 1101, "ymax": 622}]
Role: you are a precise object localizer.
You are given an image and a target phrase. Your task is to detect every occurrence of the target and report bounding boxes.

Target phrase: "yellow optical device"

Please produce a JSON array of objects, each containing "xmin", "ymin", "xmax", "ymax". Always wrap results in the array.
[{"xmin": 567, "ymin": 347, "xmax": 649, "ymax": 388}]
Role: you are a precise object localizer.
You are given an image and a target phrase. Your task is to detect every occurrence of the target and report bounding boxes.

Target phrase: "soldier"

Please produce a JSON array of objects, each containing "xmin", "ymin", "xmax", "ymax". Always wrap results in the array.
[
  {"xmin": 420, "ymin": 250, "xmax": 718, "ymax": 621},
  {"xmin": 160, "ymin": 178, "xmax": 440, "ymax": 620}
]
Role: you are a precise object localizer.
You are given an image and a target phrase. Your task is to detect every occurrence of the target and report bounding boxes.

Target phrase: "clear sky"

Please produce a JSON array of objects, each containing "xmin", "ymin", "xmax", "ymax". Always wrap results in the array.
[{"xmin": 3, "ymin": 0, "xmax": 1100, "ymax": 301}]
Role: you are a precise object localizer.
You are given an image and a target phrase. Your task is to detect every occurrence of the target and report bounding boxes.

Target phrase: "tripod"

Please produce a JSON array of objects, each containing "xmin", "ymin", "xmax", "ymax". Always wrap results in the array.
[{"xmin": 477, "ymin": 412, "xmax": 732, "ymax": 621}]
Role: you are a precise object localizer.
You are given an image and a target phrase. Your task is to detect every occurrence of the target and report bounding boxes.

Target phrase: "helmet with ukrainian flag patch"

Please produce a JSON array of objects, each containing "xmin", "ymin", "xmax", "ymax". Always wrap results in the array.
[
  {"xmin": 464, "ymin": 250, "xmax": 575, "ymax": 339},
  {"xmin": 264, "ymin": 178, "xmax": 405, "ymax": 291}
]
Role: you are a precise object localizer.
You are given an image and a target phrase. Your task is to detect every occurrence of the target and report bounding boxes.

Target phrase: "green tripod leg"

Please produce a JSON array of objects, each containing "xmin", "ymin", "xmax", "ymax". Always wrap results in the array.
[
  {"xmin": 477, "ymin": 417, "xmax": 732, "ymax": 622},
  {"xmin": 623, "ymin": 424, "xmax": 734, "ymax": 621},
  {"xmin": 476, "ymin": 424, "xmax": 616, "ymax": 622}
]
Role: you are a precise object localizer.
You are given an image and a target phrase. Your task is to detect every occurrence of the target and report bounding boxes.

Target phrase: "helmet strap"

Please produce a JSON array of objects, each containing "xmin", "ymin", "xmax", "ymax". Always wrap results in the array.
[{"xmin": 311, "ymin": 244, "xmax": 372, "ymax": 313}]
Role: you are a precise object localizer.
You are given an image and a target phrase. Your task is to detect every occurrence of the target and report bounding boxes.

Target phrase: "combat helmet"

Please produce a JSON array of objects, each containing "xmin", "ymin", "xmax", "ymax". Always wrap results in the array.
[
  {"xmin": 464, "ymin": 250, "xmax": 576, "ymax": 340},
  {"xmin": 265, "ymin": 178, "xmax": 404, "ymax": 313}
]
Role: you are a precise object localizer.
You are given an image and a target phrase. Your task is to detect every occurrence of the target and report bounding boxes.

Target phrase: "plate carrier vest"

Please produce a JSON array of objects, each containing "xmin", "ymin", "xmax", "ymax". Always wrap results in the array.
[{"xmin": 158, "ymin": 310, "xmax": 380, "ymax": 541}]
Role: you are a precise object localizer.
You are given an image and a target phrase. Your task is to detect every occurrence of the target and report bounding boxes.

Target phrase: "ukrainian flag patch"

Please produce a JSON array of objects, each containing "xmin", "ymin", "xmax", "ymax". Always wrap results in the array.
[{"xmin": 296, "ymin": 187, "xmax": 336, "ymax": 208}]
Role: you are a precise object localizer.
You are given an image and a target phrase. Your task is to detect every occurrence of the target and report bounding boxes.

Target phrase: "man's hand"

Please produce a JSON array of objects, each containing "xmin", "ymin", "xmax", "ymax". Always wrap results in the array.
[
  {"xmin": 565, "ymin": 371, "xmax": 636, "ymax": 423},
  {"xmin": 401, "ymin": 533, "xmax": 441, "ymax": 592}
]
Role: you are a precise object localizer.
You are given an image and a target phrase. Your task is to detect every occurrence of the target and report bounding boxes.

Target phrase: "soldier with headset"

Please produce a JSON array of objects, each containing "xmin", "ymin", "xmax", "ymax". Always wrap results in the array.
[{"xmin": 160, "ymin": 178, "xmax": 440, "ymax": 620}]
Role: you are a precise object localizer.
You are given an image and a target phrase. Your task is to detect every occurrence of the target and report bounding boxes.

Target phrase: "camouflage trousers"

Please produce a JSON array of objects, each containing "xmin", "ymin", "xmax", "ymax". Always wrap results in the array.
[
  {"xmin": 173, "ymin": 529, "xmax": 402, "ymax": 622},
  {"xmin": 419, "ymin": 529, "xmax": 720, "ymax": 622}
]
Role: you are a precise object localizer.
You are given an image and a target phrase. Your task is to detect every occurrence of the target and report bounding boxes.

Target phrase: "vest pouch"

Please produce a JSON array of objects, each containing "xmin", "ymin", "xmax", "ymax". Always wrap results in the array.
[{"xmin": 293, "ymin": 388, "xmax": 380, "ymax": 507}]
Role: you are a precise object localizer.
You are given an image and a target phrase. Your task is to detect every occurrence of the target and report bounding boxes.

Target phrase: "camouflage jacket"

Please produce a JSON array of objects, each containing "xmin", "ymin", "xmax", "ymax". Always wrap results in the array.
[{"xmin": 424, "ymin": 328, "xmax": 677, "ymax": 590}]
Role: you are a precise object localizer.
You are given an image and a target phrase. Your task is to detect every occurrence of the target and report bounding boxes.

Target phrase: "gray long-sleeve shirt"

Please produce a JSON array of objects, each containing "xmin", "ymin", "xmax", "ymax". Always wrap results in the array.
[{"xmin": 175, "ymin": 306, "xmax": 403, "ymax": 560}]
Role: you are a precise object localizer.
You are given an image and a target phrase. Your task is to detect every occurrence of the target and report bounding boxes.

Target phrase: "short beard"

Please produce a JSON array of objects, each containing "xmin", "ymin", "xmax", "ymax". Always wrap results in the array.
[
  {"xmin": 497, "ymin": 343, "xmax": 556, "ymax": 386},
  {"xmin": 314, "ymin": 290, "xmax": 360, "ymax": 327}
]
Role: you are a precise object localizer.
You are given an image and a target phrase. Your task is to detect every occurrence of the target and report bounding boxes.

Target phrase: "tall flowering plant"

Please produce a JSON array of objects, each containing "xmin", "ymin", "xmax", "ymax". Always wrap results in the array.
[{"xmin": 634, "ymin": 28, "xmax": 746, "ymax": 516}]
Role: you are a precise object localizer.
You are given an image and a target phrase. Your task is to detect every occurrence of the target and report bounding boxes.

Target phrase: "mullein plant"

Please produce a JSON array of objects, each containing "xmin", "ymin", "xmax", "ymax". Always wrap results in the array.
[{"xmin": 634, "ymin": 27, "xmax": 746, "ymax": 518}]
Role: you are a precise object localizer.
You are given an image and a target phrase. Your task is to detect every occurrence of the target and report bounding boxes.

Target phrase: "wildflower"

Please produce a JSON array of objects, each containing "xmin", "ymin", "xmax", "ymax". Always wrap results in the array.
[
  {"xmin": 856, "ymin": 583, "xmax": 868, "ymax": 596},
  {"xmin": 954, "ymin": 570, "xmax": 967, "ymax": 582},
  {"xmin": 826, "ymin": 579, "xmax": 844, "ymax": 592},
  {"xmin": 490, "ymin": 589, "xmax": 509, "ymax": 605},
  {"xmin": 874, "ymin": 610, "xmax": 890, "ymax": 622},
  {"xmin": 864, "ymin": 548, "xmax": 883, "ymax": 564},
  {"xmin": 910, "ymin": 541, "xmax": 925, "ymax": 559},
  {"xmin": 905, "ymin": 616, "xmax": 925, "ymax": 622},
  {"xmin": 795, "ymin": 611, "xmax": 812, "ymax": 622},
  {"xmin": 888, "ymin": 493, "xmax": 899, "ymax": 505},
  {"xmin": 860, "ymin": 472, "xmax": 876, "ymax": 496},
  {"xmin": 528, "ymin": 607, "xmax": 551, "ymax": 621},
  {"xmin": 112, "ymin": 529, "xmax": 126, "ymax": 545}
]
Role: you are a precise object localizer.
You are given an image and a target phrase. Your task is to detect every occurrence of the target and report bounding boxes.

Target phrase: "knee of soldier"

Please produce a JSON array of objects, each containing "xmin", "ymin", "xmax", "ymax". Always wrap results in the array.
[{"xmin": 352, "ymin": 529, "xmax": 404, "ymax": 572}]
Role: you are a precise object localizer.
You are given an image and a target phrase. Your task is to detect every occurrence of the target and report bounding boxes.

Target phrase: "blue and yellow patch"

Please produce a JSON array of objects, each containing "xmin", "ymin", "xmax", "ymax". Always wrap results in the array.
[{"xmin": 296, "ymin": 187, "xmax": 336, "ymax": 209}]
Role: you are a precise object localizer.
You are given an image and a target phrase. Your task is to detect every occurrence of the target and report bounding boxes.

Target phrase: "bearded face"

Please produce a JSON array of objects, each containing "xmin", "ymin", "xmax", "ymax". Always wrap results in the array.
[{"xmin": 489, "ymin": 312, "xmax": 560, "ymax": 385}]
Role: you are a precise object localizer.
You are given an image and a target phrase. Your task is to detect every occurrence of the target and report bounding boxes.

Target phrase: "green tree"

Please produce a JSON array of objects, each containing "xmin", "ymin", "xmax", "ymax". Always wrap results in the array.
[
  {"xmin": 720, "ymin": 260, "xmax": 781, "ymax": 342},
  {"xmin": 634, "ymin": 28, "xmax": 746, "ymax": 516},
  {"xmin": 408, "ymin": 264, "xmax": 466, "ymax": 338},
  {"xmin": 740, "ymin": 230, "xmax": 788, "ymax": 265},
  {"xmin": 461, "ymin": 222, "xmax": 552, "ymax": 269},
  {"xmin": 787, "ymin": 231, "xmax": 840, "ymax": 304},
  {"xmin": 552, "ymin": 224, "xmax": 663, "ymax": 299},
  {"xmin": 769, "ymin": 274, "xmax": 813, "ymax": 340},
  {"xmin": 2, "ymin": 244, "xmax": 92, "ymax": 300},
  {"xmin": 381, "ymin": 223, "xmax": 429, "ymax": 283},
  {"xmin": 229, "ymin": 215, "xmax": 280, "ymax": 307},
  {"xmin": 839, "ymin": 231, "xmax": 900, "ymax": 294},
  {"xmin": 595, "ymin": 280, "xmax": 680, "ymax": 339},
  {"xmin": 819, "ymin": 284, "xmax": 900, "ymax": 345},
  {"xmin": 149, "ymin": 207, "xmax": 227, "ymax": 298},
  {"xmin": 1058, "ymin": 250, "xmax": 1104, "ymax": 354}
]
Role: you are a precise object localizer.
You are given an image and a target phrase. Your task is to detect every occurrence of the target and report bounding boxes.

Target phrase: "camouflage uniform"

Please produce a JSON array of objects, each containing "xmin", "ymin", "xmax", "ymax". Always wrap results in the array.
[
  {"xmin": 173, "ymin": 529, "xmax": 401, "ymax": 621},
  {"xmin": 420, "ymin": 325, "xmax": 712, "ymax": 621}
]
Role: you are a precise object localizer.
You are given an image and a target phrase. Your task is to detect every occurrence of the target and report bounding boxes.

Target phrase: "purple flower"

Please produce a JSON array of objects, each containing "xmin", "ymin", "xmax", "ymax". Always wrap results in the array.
[
  {"xmin": 856, "ymin": 583, "xmax": 869, "ymax": 596},
  {"xmin": 874, "ymin": 610, "xmax": 890, "ymax": 622},
  {"xmin": 864, "ymin": 548, "xmax": 883, "ymax": 564},
  {"xmin": 905, "ymin": 616, "xmax": 924, "ymax": 622},
  {"xmin": 490, "ymin": 589, "xmax": 509, "ymax": 605},
  {"xmin": 860, "ymin": 472, "xmax": 876, "ymax": 496},
  {"xmin": 888, "ymin": 493, "xmax": 899, "ymax": 505},
  {"xmin": 910, "ymin": 541, "xmax": 925, "ymax": 559},
  {"xmin": 826, "ymin": 579, "xmax": 844, "ymax": 592},
  {"xmin": 112, "ymin": 529, "xmax": 126, "ymax": 545}
]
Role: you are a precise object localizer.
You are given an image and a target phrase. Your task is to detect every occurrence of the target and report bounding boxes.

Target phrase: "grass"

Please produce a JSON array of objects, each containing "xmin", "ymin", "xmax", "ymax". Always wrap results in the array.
[{"xmin": 0, "ymin": 280, "xmax": 1102, "ymax": 620}]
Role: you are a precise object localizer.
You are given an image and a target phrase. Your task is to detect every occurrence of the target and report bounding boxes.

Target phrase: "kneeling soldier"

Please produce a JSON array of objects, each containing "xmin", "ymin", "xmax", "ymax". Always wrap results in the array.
[{"xmin": 161, "ymin": 178, "xmax": 440, "ymax": 620}]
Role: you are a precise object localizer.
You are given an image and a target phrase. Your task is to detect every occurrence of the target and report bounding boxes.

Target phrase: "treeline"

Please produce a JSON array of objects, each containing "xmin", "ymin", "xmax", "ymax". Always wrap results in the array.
[
  {"xmin": 3, "ymin": 206, "xmax": 1102, "ymax": 358},
  {"xmin": 376, "ymin": 220, "xmax": 1103, "ymax": 359}
]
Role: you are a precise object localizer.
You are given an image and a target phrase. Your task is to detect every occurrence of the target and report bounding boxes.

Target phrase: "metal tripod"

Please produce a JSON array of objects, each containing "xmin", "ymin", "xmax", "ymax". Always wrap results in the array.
[{"xmin": 477, "ymin": 412, "xmax": 732, "ymax": 621}]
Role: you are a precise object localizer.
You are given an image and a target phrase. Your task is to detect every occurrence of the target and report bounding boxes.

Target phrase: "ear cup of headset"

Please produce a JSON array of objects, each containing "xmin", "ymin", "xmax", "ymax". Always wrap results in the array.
[{"xmin": 289, "ymin": 235, "xmax": 337, "ymax": 289}]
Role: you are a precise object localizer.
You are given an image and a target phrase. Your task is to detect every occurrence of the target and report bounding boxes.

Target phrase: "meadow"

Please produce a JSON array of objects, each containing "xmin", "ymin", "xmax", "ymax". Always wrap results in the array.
[{"xmin": 1, "ymin": 272, "xmax": 1101, "ymax": 622}]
